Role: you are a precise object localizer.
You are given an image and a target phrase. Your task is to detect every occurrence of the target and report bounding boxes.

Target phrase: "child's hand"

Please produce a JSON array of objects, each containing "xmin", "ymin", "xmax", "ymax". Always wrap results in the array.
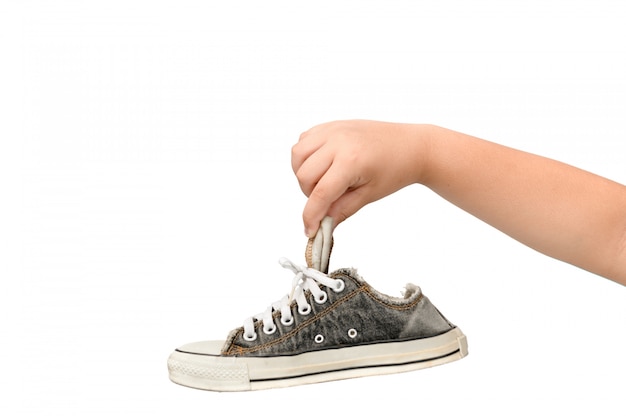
[
  {"xmin": 291, "ymin": 120, "xmax": 429, "ymax": 237},
  {"xmin": 292, "ymin": 120, "xmax": 626, "ymax": 283}
]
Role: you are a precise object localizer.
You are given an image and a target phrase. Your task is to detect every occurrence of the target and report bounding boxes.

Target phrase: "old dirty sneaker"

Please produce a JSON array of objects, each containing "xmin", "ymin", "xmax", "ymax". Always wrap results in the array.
[{"xmin": 167, "ymin": 218, "xmax": 468, "ymax": 391}]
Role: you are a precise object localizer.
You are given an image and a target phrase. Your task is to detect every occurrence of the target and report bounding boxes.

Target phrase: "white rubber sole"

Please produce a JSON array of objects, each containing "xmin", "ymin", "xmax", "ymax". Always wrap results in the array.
[{"xmin": 168, "ymin": 327, "xmax": 468, "ymax": 391}]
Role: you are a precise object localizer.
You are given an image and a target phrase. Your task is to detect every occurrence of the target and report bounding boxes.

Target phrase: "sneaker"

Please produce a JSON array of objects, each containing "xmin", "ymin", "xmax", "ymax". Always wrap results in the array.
[{"xmin": 167, "ymin": 217, "xmax": 468, "ymax": 391}]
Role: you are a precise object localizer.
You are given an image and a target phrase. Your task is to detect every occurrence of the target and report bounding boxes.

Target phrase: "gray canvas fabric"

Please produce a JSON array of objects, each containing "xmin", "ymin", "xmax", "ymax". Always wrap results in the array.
[{"xmin": 221, "ymin": 267, "xmax": 455, "ymax": 357}]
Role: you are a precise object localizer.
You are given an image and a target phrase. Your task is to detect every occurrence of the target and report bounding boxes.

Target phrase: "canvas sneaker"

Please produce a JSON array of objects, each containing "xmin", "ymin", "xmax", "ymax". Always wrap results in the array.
[{"xmin": 167, "ymin": 217, "xmax": 468, "ymax": 391}]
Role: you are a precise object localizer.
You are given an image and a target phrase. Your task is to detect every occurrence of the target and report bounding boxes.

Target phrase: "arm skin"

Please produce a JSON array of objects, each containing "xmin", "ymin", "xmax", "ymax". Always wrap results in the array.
[{"xmin": 291, "ymin": 120, "xmax": 626, "ymax": 285}]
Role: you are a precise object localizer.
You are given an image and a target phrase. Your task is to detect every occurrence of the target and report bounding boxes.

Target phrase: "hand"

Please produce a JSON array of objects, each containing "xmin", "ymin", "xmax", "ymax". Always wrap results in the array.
[{"xmin": 291, "ymin": 120, "xmax": 429, "ymax": 237}]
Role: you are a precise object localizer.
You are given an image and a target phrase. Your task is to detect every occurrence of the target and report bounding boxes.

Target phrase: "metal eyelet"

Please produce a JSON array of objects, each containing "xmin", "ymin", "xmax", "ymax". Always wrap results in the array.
[
  {"xmin": 298, "ymin": 303, "xmax": 311, "ymax": 315},
  {"xmin": 263, "ymin": 324, "xmax": 277, "ymax": 335},
  {"xmin": 348, "ymin": 328, "xmax": 358, "ymax": 338},
  {"xmin": 333, "ymin": 279, "xmax": 345, "ymax": 293},
  {"xmin": 280, "ymin": 315, "xmax": 294, "ymax": 326},
  {"xmin": 314, "ymin": 292, "xmax": 328, "ymax": 304},
  {"xmin": 314, "ymin": 334, "xmax": 324, "ymax": 343},
  {"xmin": 243, "ymin": 331, "xmax": 257, "ymax": 341}
]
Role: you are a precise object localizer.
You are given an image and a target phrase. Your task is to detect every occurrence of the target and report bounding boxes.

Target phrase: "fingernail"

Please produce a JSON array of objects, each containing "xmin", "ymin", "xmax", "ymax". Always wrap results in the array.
[{"xmin": 305, "ymin": 228, "xmax": 311, "ymax": 238}]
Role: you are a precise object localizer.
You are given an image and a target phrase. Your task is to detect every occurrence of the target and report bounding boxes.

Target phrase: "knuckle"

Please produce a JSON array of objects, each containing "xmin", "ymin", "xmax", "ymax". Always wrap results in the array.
[
  {"xmin": 294, "ymin": 170, "xmax": 315, "ymax": 196},
  {"xmin": 291, "ymin": 144, "xmax": 305, "ymax": 173},
  {"xmin": 310, "ymin": 184, "xmax": 331, "ymax": 203},
  {"xmin": 298, "ymin": 129, "xmax": 310, "ymax": 142},
  {"xmin": 290, "ymin": 142, "xmax": 301, "ymax": 159}
]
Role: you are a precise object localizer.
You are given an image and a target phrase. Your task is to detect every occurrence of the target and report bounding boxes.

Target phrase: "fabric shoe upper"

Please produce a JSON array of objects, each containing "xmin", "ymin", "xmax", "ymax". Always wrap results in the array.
[{"xmin": 221, "ymin": 262, "xmax": 455, "ymax": 357}]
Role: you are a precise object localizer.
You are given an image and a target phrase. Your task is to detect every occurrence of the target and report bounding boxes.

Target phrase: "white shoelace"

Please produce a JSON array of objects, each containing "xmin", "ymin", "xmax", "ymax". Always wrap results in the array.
[{"xmin": 242, "ymin": 257, "xmax": 345, "ymax": 342}]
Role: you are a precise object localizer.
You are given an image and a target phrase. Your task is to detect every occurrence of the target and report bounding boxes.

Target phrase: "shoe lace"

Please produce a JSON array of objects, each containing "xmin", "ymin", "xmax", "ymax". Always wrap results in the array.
[{"xmin": 242, "ymin": 257, "xmax": 345, "ymax": 341}]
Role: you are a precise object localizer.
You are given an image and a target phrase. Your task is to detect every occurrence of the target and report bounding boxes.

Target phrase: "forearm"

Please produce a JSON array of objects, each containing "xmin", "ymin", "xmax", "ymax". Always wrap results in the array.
[{"xmin": 420, "ymin": 125, "xmax": 626, "ymax": 284}]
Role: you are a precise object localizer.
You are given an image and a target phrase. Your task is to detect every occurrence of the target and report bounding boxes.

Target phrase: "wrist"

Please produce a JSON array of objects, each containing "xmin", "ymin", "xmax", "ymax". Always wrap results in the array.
[{"xmin": 404, "ymin": 123, "xmax": 438, "ymax": 186}]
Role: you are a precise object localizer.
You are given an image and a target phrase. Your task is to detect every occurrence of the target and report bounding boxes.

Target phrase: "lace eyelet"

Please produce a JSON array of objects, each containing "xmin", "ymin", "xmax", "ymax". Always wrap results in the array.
[
  {"xmin": 314, "ymin": 334, "xmax": 324, "ymax": 343},
  {"xmin": 348, "ymin": 328, "xmax": 358, "ymax": 338},
  {"xmin": 263, "ymin": 324, "xmax": 277, "ymax": 335},
  {"xmin": 332, "ymin": 279, "xmax": 345, "ymax": 293},
  {"xmin": 314, "ymin": 292, "xmax": 328, "ymax": 304},
  {"xmin": 298, "ymin": 304, "xmax": 311, "ymax": 315},
  {"xmin": 280, "ymin": 315, "xmax": 294, "ymax": 326},
  {"xmin": 243, "ymin": 331, "xmax": 257, "ymax": 341}
]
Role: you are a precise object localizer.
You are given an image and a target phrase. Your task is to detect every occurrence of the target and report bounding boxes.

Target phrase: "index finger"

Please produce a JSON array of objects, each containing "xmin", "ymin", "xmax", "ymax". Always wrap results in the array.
[{"xmin": 303, "ymin": 162, "xmax": 353, "ymax": 237}]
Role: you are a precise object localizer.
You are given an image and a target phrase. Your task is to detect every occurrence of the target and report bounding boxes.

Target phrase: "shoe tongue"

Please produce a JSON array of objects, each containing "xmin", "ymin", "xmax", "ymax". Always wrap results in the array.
[{"xmin": 305, "ymin": 216, "xmax": 334, "ymax": 273}]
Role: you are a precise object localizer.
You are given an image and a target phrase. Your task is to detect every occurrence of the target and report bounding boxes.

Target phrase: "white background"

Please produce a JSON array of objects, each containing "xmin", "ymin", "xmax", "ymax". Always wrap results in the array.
[{"xmin": 2, "ymin": 1, "xmax": 625, "ymax": 414}]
